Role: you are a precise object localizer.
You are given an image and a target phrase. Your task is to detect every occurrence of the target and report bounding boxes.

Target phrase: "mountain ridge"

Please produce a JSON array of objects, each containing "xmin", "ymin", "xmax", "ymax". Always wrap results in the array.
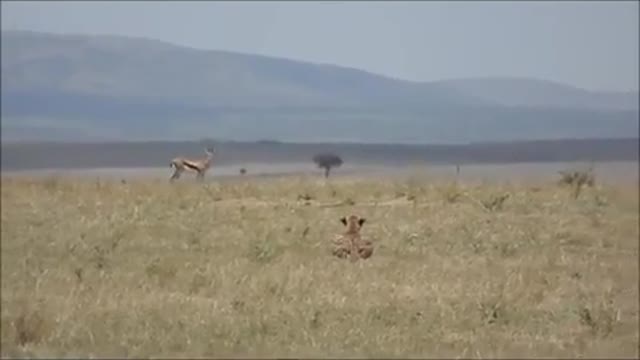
[
  {"xmin": 1, "ymin": 29, "xmax": 638, "ymax": 143},
  {"xmin": 6, "ymin": 29, "xmax": 638, "ymax": 95}
]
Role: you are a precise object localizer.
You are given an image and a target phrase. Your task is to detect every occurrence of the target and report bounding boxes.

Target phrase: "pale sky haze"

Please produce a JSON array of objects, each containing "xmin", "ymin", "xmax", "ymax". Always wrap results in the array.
[{"xmin": 2, "ymin": 1, "xmax": 638, "ymax": 92}]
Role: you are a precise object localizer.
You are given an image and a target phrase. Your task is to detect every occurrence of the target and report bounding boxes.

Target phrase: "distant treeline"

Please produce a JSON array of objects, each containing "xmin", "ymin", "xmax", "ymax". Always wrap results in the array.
[{"xmin": 1, "ymin": 138, "xmax": 638, "ymax": 171}]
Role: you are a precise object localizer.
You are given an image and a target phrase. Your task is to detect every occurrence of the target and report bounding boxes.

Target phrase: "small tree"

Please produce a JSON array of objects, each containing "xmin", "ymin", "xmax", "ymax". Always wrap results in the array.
[{"xmin": 313, "ymin": 153, "xmax": 343, "ymax": 178}]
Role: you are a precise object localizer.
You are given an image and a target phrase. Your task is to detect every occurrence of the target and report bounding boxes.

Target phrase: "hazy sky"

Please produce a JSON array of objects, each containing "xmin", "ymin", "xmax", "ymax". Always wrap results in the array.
[{"xmin": 2, "ymin": 1, "xmax": 638, "ymax": 91}]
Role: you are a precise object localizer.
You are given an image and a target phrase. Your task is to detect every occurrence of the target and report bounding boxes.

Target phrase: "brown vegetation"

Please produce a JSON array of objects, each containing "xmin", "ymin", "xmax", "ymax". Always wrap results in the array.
[
  {"xmin": 1, "ymin": 174, "xmax": 638, "ymax": 358},
  {"xmin": 558, "ymin": 167, "xmax": 596, "ymax": 199}
]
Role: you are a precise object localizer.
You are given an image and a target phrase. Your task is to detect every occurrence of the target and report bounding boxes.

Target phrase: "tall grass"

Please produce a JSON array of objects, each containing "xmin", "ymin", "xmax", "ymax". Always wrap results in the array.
[{"xmin": 1, "ymin": 175, "xmax": 638, "ymax": 358}]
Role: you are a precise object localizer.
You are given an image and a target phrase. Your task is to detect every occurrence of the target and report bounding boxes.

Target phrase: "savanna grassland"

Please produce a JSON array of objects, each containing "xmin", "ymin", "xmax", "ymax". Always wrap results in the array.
[{"xmin": 1, "ymin": 173, "xmax": 638, "ymax": 358}]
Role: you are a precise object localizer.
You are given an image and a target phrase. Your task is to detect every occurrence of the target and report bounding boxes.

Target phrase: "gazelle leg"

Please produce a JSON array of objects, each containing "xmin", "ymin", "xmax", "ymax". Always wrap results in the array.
[{"xmin": 170, "ymin": 168, "xmax": 182, "ymax": 182}]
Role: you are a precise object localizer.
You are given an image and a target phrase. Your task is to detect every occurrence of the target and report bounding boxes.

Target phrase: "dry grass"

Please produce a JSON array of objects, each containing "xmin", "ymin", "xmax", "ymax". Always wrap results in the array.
[{"xmin": 1, "ymin": 174, "xmax": 638, "ymax": 358}]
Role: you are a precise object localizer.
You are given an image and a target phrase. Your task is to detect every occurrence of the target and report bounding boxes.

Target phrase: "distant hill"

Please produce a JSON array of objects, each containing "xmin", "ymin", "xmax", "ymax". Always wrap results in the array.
[
  {"xmin": 433, "ymin": 77, "xmax": 639, "ymax": 111},
  {"xmin": 1, "ymin": 30, "xmax": 638, "ymax": 143}
]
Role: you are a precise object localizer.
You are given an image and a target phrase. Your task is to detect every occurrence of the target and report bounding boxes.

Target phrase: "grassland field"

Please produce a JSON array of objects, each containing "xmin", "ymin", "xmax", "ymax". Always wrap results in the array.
[{"xmin": 1, "ymin": 168, "xmax": 638, "ymax": 358}]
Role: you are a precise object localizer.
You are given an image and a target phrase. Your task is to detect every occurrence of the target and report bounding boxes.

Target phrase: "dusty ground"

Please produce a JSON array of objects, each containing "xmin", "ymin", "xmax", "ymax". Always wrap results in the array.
[
  {"xmin": 1, "ymin": 171, "xmax": 638, "ymax": 358},
  {"xmin": 3, "ymin": 160, "xmax": 638, "ymax": 185}
]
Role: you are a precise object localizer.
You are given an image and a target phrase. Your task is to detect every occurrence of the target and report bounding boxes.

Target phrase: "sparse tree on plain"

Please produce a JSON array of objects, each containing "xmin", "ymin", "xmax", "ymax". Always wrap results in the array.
[{"xmin": 312, "ymin": 153, "xmax": 343, "ymax": 178}]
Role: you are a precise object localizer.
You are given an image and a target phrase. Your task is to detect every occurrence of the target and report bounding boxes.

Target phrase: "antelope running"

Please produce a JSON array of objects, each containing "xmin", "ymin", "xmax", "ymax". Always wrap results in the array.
[{"xmin": 169, "ymin": 147, "xmax": 215, "ymax": 182}]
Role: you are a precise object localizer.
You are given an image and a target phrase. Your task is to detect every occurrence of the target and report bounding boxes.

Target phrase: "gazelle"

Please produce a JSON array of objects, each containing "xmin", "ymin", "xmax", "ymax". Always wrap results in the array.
[{"xmin": 169, "ymin": 147, "xmax": 215, "ymax": 182}]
